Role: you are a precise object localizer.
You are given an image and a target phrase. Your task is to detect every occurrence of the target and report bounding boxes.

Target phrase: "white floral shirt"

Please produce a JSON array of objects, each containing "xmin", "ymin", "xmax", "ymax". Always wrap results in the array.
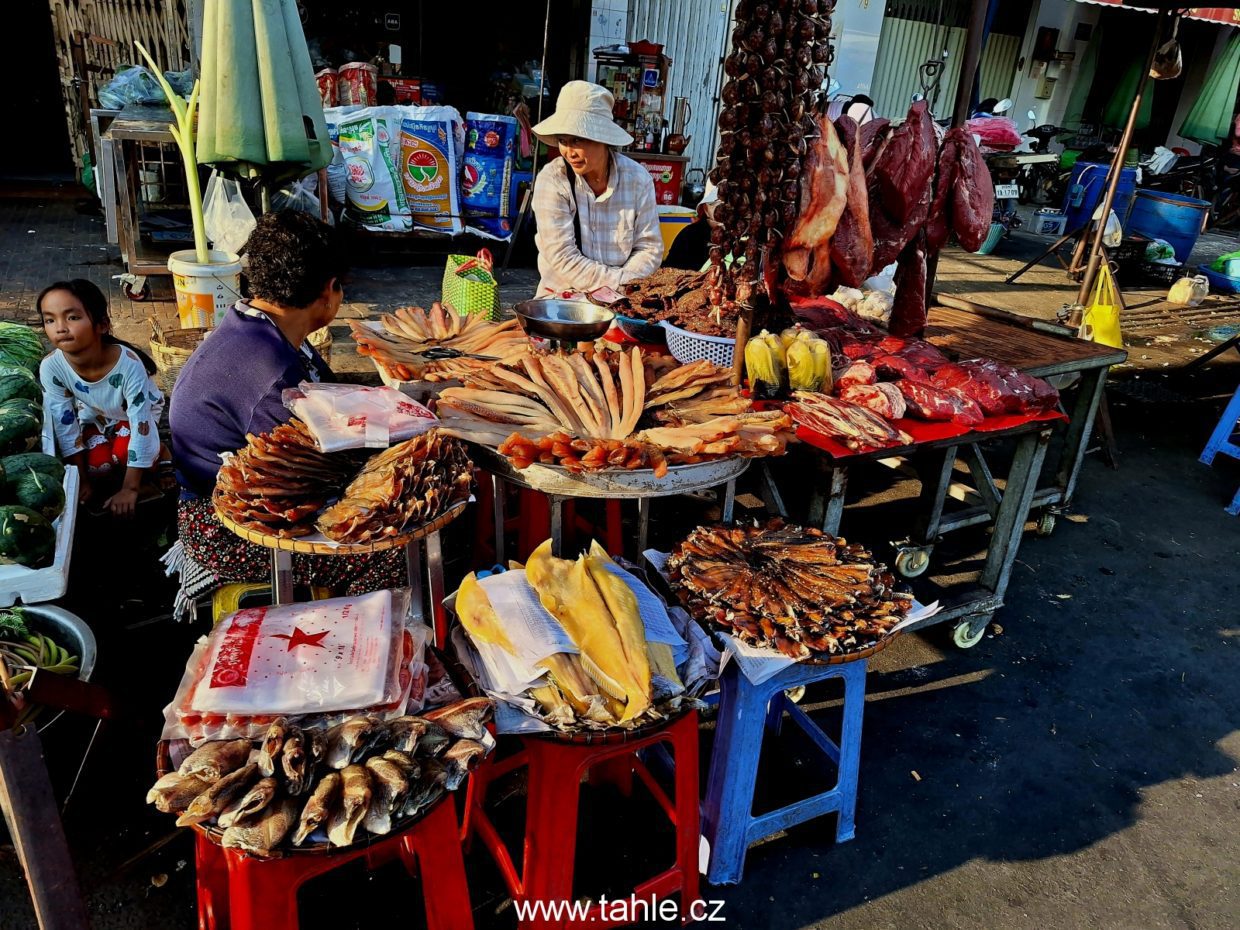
[{"xmin": 40, "ymin": 347, "xmax": 165, "ymax": 468}]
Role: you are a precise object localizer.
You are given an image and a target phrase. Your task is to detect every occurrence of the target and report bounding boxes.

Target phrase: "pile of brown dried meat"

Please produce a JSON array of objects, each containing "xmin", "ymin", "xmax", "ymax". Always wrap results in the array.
[{"xmin": 668, "ymin": 520, "xmax": 911, "ymax": 658}]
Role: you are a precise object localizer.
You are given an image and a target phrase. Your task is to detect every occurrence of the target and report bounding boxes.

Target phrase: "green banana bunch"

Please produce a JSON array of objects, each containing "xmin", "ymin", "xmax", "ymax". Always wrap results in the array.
[
  {"xmin": 744, "ymin": 330, "xmax": 787, "ymax": 394},
  {"xmin": 1, "ymin": 630, "xmax": 81, "ymax": 728}
]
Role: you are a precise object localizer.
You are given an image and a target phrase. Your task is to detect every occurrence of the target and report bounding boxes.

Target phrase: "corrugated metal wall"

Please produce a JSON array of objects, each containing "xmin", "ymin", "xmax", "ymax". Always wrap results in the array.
[
  {"xmin": 627, "ymin": 0, "xmax": 732, "ymax": 174},
  {"xmin": 870, "ymin": 18, "xmax": 1023, "ymax": 120}
]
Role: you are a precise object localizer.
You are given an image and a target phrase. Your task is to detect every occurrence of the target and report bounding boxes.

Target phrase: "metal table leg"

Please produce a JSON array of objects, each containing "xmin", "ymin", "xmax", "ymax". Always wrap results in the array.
[
  {"xmin": 405, "ymin": 540, "xmax": 425, "ymax": 629},
  {"xmin": 913, "ymin": 447, "xmax": 958, "ymax": 544},
  {"xmin": 637, "ymin": 497, "xmax": 651, "ymax": 555},
  {"xmin": 807, "ymin": 465, "xmax": 849, "ymax": 535},
  {"xmin": 271, "ymin": 550, "xmax": 295, "ymax": 605},
  {"xmin": 980, "ymin": 429, "xmax": 1051, "ymax": 596},
  {"xmin": 491, "ymin": 473, "xmax": 505, "ymax": 566},
  {"xmin": 549, "ymin": 495, "xmax": 565, "ymax": 557},
  {"xmin": 425, "ymin": 531, "xmax": 447, "ymax": 647},
  {"xmin": 720, "ymin": 478, "xmax": 737, "ymax": 522},
  {"xmin": 1055, "ymin": 366, "xmax": 1108, "ymax": 507}
]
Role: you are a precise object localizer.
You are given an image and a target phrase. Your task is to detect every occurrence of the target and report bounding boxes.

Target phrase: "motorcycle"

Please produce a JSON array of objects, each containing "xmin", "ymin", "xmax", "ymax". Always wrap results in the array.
[{"xmin": 1018, "ymin": 119, "xmax": 1072, "ymax": 205}]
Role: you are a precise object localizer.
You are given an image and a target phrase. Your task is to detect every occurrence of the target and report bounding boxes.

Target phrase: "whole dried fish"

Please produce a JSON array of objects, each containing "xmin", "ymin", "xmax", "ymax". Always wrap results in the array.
[
  {"xmin": 177, "ymin": 763, "xmax": 259, "ymax": 827},
  {"xmin": 280, "ymin": 729, "xmax": 309, "ymax": 796},
  {"xmin": 146, "ymin": 772, "xmax": 213, "ymax": 815},
  {"xmin": 441, "ymin": 739, "xmax": 487, "ymax": 790},
  {"xmin": 257, "ymin": 718, "xmax": 288, "ymax": 777},
  {"xmin": 362, "ymin": 757, "xmax": 410, "ymax": 836},
  {"xmin": 414, "ymin": 722, "xmax": 451, "ymax": 758},
  {"xmin": 222, "ymin": 797, "xmax": 299, "ymax": 858},
  {"xmin": 400, "ymin": 778, "xmax": 446, "ymax": 820},
  {"xmin": 325, "ymin": 715, "xmax": 382, "ymax": 769},
  {"xmin": 422, "ymin": 698, "xmax": 492, "ymax": 741},
  {"xmin": 218, "ymin": 776, "xmax": 278, "ymax": 830},
  {"xmin": 326, "ymin": 765, "xmax": 371, "ymax": 848},
  {"xmin": 292, "ymin": 772, "xmax": 342, "ymax": 846},
  {"xmin": 383, "ymin": 716, "xmax": 432, "ymax": 755},
  {"xmin": 382, "ymin": 749, "xmax": 421, "ymax": 782},
  {"xmin": 177, "ymin": 739, "xmax": 252, "ymax": 783},
  {"xmin": 305, "ymin": 727, "xmax": 328, "ymax": 767}
]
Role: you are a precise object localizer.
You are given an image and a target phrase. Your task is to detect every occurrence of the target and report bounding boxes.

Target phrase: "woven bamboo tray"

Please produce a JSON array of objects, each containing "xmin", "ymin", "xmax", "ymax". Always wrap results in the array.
[
  {"xmin": 308, "ymin": 326, "xmax": 332, "ymax": 366},
  {"xmin": 214, "ymin": 498, "xmax": 468, "ymax": 555}
]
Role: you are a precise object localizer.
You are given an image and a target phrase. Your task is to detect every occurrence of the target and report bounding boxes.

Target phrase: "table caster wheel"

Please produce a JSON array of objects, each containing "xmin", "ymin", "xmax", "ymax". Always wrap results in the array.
[
  {"xmin": 121, "ymin": 279, "xmax": 149, "ymax": 301},
  {"xmin": 952, "ymin": 616, "xmax": 988, "ymax": 649},
  {"xmin": 1035, "ymin": 511, "xmax": 1057, "ymax": 537},
  {"xmin": 893, "ymin": 545, "xmax": 932, "ymax": 578}
]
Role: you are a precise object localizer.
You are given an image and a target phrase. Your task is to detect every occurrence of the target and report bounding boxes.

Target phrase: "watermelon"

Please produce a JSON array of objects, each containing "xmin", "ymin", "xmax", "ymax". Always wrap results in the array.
[
  {"xmin": 0, "ymin": 399, "xmax": 40, "ymax": 456},
  {"xmin": 0, "ymin": 323, "xmax": 46, "ymax": 374},
  {"xmin": 0, "ymin": 365, "xmax": 40, "ymax": 405},
  {"xmin": 9, "ymin": 468, "xmax": 64, "ymax": 520},
  {"xmin": 0, "ymin": 505, "xmax": 56, "ymax": 567},
  {"xmin": 2, "ymin": 453, "xmax": 63, "ymax": 485}
]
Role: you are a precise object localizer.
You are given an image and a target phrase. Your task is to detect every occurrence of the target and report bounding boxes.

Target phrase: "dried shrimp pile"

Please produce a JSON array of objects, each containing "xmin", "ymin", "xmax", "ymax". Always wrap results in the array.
[
  {"xmin": 668, "ymin": 520, "xmax": 912, "ymax": 658},
  {"xmin": 213, "ymin": 421, "xmax": 473, "ymax": 542},
  {"xmin": 350, "ymin": 302, "xmax": 528, "ymax": 383},
  {"xmin": 435, "ymin": 349, "xmax": 795, "ymax": 475},
  {"xmin": 316, "ymin": 431, "xmax": 472, "ymax": 543}
]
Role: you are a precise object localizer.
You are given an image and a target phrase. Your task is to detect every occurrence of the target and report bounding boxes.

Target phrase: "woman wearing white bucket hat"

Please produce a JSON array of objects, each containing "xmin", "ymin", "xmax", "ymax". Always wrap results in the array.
[{"xmin": 530, "ymin": 80, "xmax": 663, "ymax": 297}]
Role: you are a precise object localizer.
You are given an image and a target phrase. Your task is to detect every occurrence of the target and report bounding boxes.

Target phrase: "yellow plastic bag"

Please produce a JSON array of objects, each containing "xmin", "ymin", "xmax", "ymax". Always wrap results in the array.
[{"xmin": 1080, "ymin": 265, "xmax": 1123, "ymax": 348}]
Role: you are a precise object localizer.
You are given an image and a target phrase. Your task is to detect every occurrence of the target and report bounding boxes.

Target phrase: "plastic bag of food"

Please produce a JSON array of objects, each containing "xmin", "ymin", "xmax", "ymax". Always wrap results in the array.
[
  {"xmin": 98, "ymin": 65, "xmax": 165, "ymax": 108},
  {"xmin": 282, "ymin": 382, "xmax": 437, "ymax": 451},
  {"xmin": 272, "ymin": 175, "xmax": 331, "ymax": 225},
  {"xmin": 399, "ymin": 107, "xmax": 465, "ymax": 234},
  {"xmin": 1145, "ymin": 238, "xmax": 1176, "ymax": 263},
  {"xmin": 163, "ymin": 588, "xmax": 430, "ymax": 744},
  {"xmin": 1167, "ymin": 274, "xmax": 1209, "ymax": 307},
  {"xmin": 202, "ymin": 170, "xmax": 256, "ymax": 255},
  {"xmin": 337, "ymin": 107, "xmax": 410, "ymax": 231},
  {"xmin": 462, "ymin": 113, "xmax": 519, "ymax": 238}
]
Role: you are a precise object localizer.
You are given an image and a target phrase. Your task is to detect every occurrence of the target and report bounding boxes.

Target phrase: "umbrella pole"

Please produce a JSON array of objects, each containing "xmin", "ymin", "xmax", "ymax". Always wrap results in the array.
[
  {"xmin": 1072, "ymin": 9, "xmax": 1170, "ymax": 319},
  {"xmin": 260, "ymin": 182, "xmax": 272, "ymax": 215}
]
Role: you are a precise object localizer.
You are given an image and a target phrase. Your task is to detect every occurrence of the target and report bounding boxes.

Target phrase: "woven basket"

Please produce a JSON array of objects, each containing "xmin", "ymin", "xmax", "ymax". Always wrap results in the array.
[
  {"xmin": 149, "ymin": 318, "xmax": 208, "ymax": 394},
  {"xmin": 309, "ymin": 326, "xmax": 333, "ymax": 366}
]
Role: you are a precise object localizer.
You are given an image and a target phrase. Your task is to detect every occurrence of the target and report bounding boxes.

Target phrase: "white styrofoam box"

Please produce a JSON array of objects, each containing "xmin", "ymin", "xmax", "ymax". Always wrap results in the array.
[{"xmin": 0, "ymin": 465, "xmax": 79, "ymax": 607}]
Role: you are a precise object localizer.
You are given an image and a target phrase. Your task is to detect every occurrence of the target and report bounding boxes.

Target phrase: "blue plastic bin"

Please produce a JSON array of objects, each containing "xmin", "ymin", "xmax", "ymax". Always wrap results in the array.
[
  {"xmin": 1062, "ymin": 162, "xmax": 1138, "ymax": 233},
  {"xmin": 1127, "ymin": 189, "xmax": 1211, "ymax": 263}
]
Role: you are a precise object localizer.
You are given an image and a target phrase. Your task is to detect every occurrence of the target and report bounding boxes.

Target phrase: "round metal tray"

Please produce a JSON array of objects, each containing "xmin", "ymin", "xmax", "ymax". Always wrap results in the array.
[
  {"xmin": 19, "ymin": 605, "xmax": 97, "ymax": 733},
  {"xmin": 471, "ymin": 445, "xmax": 750, "ymax": 499},
  {"xmin": 214, "ymin": 499, "xmax": 468, "ymax": 555}
]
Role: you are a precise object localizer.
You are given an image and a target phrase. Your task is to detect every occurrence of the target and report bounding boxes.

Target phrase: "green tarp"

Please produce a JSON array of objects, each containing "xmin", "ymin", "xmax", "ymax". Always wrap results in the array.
[
  {"xmin": 1180, "ymin": 32, "xmax": 1240, "ymax": 146},
  {"xmin": 1103, "ymin": 57, "xmax": 1154, "ymax": 132},
  {"xmin": 196, "ymin": 0, "xmax": 330, "ymax": 182}
]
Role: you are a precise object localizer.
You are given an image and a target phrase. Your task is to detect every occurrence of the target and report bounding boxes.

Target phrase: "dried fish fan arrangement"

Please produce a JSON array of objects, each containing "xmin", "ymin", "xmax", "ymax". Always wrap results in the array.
[
  {"xmin": 147, "ymin": 700, "xmax": 493, "ymax": 857},
  {"xmin": 668, "ymin": 520, "xmax": 911, "ymax": 659}
]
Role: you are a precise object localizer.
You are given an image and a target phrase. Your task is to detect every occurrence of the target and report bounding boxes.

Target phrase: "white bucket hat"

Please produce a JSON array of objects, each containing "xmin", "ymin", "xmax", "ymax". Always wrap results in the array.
[{"xmin": 531, "ymin": 80, "xmax": 634, "ymax": 147}]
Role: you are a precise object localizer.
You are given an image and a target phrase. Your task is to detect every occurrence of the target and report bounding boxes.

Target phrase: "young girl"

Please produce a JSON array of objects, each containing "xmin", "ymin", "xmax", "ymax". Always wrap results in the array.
[{"xmin": 37, "ymin": 279, "xmax": 165, "ymax": 517}]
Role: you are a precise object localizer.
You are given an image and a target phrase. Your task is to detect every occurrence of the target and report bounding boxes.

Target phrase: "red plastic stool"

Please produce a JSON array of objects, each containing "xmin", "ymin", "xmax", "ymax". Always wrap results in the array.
[
  {"xmin": 463, "ymin": 710, "xmax": 701, "ymax": 929},
  {"xmin": 477, "ymin": 473, "xmax": 626, "ymax": 564},
  {"xmin": 193, "ymin": 795, "xmax": 473, "ymax": 930}
]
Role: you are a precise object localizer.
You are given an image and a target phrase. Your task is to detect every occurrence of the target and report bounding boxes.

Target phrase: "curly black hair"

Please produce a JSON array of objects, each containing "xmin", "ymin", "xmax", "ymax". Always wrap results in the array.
[{"xmin": 239, "ymin": 211, "xmax": 348, "ymax": 309}]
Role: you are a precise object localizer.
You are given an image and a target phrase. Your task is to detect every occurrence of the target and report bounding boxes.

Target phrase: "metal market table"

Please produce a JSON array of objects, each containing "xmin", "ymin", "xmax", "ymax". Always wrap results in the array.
[
  {"xmin": 215, "ymin": 500, "xmax": 466, "ymax": 644},
  {"xmin": 472, "ymin": 446, "xmax": 748, "ymax": 559},
  {"xmin": 925, "ymin": 294, "xmax": 1128, "ymax": 526}
]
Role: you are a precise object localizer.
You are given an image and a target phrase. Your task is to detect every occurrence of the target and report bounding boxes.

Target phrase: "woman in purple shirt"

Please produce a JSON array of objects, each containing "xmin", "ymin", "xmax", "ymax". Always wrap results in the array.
[{"xmin": 170, "ymin": 211, "xmax": 403, "ymax": 595}]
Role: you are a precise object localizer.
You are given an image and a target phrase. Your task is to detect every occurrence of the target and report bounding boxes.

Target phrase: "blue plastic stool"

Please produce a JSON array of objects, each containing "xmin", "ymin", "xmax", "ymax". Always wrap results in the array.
[
  {"xmin": 1199, "ymin": 383, "xmax": 1240, "ymax": 516},
  {"xmin": 701, "ymin": 657, "xmax": 867, "ymax": 885}
]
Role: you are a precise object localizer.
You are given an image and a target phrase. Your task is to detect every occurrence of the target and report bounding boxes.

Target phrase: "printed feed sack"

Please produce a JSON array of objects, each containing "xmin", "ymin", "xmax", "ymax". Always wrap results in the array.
[
  {"xmin": 336, "ymin": 107, "xmax": 410, "ymax": 232},
  {"xmin": 399, "ymin": 106, "xmax": 464, "ymax": 234},
  {"xmin": 463, "ymin": 112, "xmax": 518, "ymax": 238}
]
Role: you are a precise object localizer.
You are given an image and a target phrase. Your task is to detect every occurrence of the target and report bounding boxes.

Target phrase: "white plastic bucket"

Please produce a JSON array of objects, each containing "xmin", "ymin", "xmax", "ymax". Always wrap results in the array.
[{"xmin": 168, "ymin": 249, "xmax": 242, "ymax": 329}]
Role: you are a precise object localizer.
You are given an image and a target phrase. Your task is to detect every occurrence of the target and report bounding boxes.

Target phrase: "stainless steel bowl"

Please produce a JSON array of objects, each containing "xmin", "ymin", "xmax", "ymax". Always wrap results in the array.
[
  {"xmin": 513, "ymin": 299, "xmax": 616, "ymax": 343},
  {"xmin": 20, "ymin": 605, "xmax": 97, "ymax": 733}
]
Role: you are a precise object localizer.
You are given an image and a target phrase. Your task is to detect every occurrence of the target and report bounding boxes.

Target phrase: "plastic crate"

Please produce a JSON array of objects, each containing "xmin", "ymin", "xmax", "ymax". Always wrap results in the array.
[{"xmin": 1140, "ymin": 261, "xmax": 1191, "ymax": 287}]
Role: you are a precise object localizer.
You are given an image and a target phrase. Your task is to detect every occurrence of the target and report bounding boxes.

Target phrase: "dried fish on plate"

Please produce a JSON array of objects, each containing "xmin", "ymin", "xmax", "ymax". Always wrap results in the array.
[
  {"xmin": 222, "ymin": 797, "xmax": 299, "ymax": 858},
  {"xmin": 315, "ymin": 430, "xmax": 473, "ymax": 544},
  {"xmin": 668, "ymin": 520, "xmax": 912, "ymax": 659},
  {"xmin": 350, "ymin": 302, "xmax": 528, "ymax": 383}
]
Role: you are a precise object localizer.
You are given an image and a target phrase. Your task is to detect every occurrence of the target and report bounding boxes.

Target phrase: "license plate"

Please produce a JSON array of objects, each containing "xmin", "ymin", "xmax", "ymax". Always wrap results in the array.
[{"xmin": 995, "ymin": 184, "xmax": 1020, "ymax": 199}]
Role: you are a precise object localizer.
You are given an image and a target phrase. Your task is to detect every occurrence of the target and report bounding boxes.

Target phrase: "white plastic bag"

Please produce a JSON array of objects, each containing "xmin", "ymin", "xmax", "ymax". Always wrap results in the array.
[
  {"xmin": 1091, "ymin": 206, "xmax": 1123, "ymax": 248},
  {"xmin": 203, "ymin": 171, "xmax": 256, "ymax": 255},
  {"xmin": 1167, "ymin": 274, "xmax": 1209, "ymax": 307},
  {"xmin": 283, "ymin": 382, "xmax": 437, "ymax": 452}
]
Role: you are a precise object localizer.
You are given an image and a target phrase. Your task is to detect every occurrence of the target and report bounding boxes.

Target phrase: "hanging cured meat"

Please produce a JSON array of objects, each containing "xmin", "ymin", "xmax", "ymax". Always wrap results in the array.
[
  {"xmin": 828, "ymin": 115, "xmax": 874, "ymax": 288},
  {"xmin": 782, "ymin": 114, "xmax": 849, "ymax": 292},
  {"xmin": 947, "ymin": 127, "xmax": 994, "ymax": 252}
]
